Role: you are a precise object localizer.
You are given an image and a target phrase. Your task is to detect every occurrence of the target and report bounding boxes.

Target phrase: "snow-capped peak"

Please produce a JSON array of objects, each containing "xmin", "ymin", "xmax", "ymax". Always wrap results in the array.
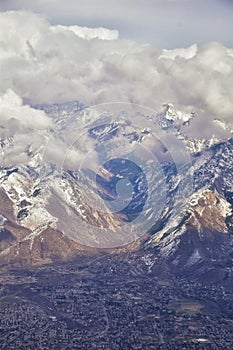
[{"xmin": 163, "ymin": 103, "xmax": 193, "ymax": 124}]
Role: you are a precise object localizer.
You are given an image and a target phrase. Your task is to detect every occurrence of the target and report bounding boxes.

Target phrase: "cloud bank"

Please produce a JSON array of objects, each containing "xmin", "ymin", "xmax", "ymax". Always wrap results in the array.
[
  {"xmin": 1, "ymin": 0, "xmax": 233, "ymax": 49},
  {"xmin": 1, "ymin": 12, "xmax": 232, "ymax": 120},
  {"xmin": 0, "ymin": 10, "xmax": 232, "ymax": 167}
]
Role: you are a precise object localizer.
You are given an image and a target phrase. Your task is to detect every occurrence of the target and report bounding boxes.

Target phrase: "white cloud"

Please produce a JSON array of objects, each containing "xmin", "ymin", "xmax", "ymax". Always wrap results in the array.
[
  {"xmin": 0, "ymin": 89, "xmax": 52, "ymax": 167},
  {"xmin": 0, "ymin": 89, "xmax": 51, "ymax": 131},
  {"xmin": 51, "ymin": 25, "xmax": 119, "ymax": 41},
  {"xmin": 159, "ymin": 44, "xmax": 197, "ymax": 60},
  {"xmin": 0, "ymin": 9, "xmax": 232, "ymax": 167},
  {"xmin": 1, "ymin": 0, "xmax": 233, "ymax": 49},
  {"xmin": 0, "ymin": 88, "xmax": 99, "ymax": 169}
]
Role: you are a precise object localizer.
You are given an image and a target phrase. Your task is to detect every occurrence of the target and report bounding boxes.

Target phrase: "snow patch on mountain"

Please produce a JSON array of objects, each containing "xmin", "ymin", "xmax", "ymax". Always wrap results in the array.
[
  {"xmin": 0, "ymin": 170, "xmax": 57, "ymax": 233},
  {"xmin": 163, "ymin": 103, "xmax": 193, "ymax": 124}
]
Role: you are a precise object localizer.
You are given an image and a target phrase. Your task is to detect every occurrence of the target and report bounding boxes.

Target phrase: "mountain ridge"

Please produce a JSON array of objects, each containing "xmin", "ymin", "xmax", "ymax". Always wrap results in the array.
[{"xmin": 0, "ymin": 102, "xmax": 232, "ymax": 281}]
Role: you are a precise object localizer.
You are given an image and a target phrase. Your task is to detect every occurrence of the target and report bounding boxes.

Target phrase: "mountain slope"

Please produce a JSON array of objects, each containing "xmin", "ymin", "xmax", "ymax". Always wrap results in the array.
[{"xmin": 0, "ymin": 102, "xmax": 232, "ymax": 277}]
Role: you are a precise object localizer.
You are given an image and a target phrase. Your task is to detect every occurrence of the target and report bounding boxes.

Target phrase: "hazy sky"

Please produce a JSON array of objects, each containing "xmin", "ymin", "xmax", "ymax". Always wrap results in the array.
[{"xmin": 0, "ymin": 0, "xmax": 233, "ymax": 48}]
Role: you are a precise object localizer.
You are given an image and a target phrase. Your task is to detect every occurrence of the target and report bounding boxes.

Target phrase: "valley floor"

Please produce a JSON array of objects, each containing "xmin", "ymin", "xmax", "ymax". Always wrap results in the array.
[{"xmin": 0, "ymin": 253, "xmax": 233, "ymax": 350}]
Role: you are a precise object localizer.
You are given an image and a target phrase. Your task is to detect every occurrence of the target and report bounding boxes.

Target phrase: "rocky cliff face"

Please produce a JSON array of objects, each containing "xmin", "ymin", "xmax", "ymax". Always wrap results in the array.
[
  {"xmin": 142, "ymin": 138, "xmax": 233, "ymax": 283},
  {"xmin": 0, "ymin": 166, "xmax": 121, "ymax": 270}
]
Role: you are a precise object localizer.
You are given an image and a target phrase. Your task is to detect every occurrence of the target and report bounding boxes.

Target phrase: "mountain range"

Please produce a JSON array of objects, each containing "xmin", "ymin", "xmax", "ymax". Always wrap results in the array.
[{"xmin": 0, "ymin": 101, "xmax": 232, "ymax": 285}]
